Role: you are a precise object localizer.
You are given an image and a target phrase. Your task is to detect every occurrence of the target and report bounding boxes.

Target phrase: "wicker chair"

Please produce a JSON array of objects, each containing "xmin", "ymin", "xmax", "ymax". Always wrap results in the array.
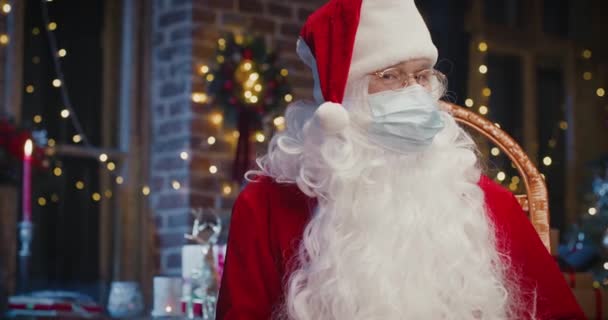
[{"xmin": 440, "ymin": 101, "xmax": 551, "ymax": 252}]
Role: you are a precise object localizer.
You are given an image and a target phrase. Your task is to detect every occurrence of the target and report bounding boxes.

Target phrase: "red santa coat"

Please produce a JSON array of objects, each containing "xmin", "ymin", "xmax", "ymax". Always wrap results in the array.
[{"xmin": 216, "ymin": 175, "xmax": 585, "ymax": 319}]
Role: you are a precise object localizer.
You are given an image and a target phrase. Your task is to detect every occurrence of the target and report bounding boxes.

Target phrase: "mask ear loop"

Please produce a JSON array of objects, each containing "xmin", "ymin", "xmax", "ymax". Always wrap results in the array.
[{"xmin": 429, "ymin": 69, "xmax": 448, "ymax": 101}]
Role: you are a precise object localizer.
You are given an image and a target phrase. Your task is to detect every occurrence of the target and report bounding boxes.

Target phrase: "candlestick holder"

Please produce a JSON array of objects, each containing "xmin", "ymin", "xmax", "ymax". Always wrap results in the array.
[{"xmin": 17, "ymin": 221, "xmax": 33, "ymax": 293}]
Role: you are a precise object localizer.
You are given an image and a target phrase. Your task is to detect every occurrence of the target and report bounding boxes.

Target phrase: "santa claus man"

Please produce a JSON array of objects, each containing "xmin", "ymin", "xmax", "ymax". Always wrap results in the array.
[{"xmin": 216, "ymin": 0, "xmax": 584, "ymax": 319}]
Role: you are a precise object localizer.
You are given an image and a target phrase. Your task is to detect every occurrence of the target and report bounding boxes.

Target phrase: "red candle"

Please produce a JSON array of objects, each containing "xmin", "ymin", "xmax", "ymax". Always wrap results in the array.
[{"xmin": 23, "ymin": 139, "xmax": 33, "ymax": 222}]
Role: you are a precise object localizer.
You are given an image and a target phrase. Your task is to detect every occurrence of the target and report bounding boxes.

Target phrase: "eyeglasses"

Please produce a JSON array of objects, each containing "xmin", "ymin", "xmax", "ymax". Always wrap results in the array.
[{"xmin": 372, "ymin": 67, "xmax": 446, "ymax": 92}]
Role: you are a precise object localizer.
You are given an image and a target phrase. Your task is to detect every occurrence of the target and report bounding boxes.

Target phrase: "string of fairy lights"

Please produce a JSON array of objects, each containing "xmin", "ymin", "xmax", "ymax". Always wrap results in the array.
[
  {"xmin": 20, "ymin": 2, "xmax": 288, "ymax": 207},
  {"xmin": 464, "ymin": 40, "xmax": 523, "ymax": 192},
  {"xmin": 466, "ymin": 40, "xmax": 605, "ymax": 193},
  {"xmin": 9, "ymin": 2, "xmax": 605, "ymax": 208},
  {"xmin": 25, "ymin": 0, "xmax": 125, "ymax": 206}
]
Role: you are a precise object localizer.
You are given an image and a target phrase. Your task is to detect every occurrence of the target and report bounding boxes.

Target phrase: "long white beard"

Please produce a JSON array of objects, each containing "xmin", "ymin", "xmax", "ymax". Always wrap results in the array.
[{"xmin": 252, "ymin": 80, "xmax": 521, "ymax": 320}]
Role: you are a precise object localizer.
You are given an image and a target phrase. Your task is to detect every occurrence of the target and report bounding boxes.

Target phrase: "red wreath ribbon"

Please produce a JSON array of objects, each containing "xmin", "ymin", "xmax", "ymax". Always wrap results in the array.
[
  {"xmin": 594, "ymin": 287, "xmax": 603, "ymax": 320},
  {"xmin": 232, "ymin": 107, "xmax": 254, "ymax": 182}
]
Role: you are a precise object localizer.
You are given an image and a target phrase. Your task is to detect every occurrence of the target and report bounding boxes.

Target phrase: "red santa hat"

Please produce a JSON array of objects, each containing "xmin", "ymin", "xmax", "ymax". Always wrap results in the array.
[{"xmin": 297, "ymin": 0, "xmax": 438, "ymax": 133}]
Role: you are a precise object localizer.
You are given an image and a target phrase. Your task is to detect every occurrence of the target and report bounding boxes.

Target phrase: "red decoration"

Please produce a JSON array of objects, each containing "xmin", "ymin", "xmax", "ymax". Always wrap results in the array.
[
  {"xmin": 223, "ymin": 81, "xmax": 233, "ymax": 90},
  {"xmin": 594, "ymin": 288, "xmax": 603, "ymax": 320},
  {"xmin": 242, "ymin": 49, "xmax": 253, "ymax": 60},
  {"xmin": 0, "ymin": 119, "xmax": 47, "ymax": 170}
]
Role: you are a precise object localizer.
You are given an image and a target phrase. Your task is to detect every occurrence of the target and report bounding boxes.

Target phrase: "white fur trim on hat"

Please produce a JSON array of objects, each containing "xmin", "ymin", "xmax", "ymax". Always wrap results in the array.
[
  {"xmin": 314, "ymin": 102, "xmax": 350, "ymax": 134},
  {"xmin": 349, "ymin": 0, "xmax": 438, "ymax": 79}
]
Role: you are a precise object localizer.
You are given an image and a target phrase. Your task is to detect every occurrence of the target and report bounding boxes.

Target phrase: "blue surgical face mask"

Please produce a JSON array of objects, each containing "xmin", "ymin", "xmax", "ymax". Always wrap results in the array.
[{"xmin": 367, "ymin": 85, "xmax": 445, "ymax": 153}]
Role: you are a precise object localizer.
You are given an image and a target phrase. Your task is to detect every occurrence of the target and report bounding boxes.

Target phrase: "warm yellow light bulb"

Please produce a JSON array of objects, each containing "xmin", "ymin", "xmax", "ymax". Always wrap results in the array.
[
  {"xmin": 497, "ymin": 171, "xmax": 506, "ymax": 181},
  {"xmin": 26, "ymin": 85, "xmax": 34, "ymax": 93},
  {"xmin": 465, "ymin": 98, "xmax": 474, "ymax": 107},
  {"xmin": 107, "ymin": 162, "xmax": 116, "ymax": 171},
  {"xmin": 478, "ymin": 65, "xmax": 488, "ymax": 74},
  {"xmin": 206, "ymin": 74, "xmax": 215, "ymax": 82},
  {"xmin": 72, "ymin": 134, "xmax": 82, "ymax": 143},
  {"xmin": 58, "ymin": 49, "xmax": 67, "ymax": 57},
  {"xmin": 479, "ymin": 106, "xmax": 488, "ymax": 115},
  {"xmin": 33, "ymin": 115, "xmax": 42, "ymax": 123},
  {"xmin": 48, "ymin": 22, "xmax": 57, "ymax": 31},
  {"xmin": 543, "ymin": 156, "xmax": 552, "ymax": 166},
  {"xmin": 207, "ymin": 136, "xmax": 216, "ymax": 145},
  {"xmin": 583, "ymin": 72, "xmax": 592, "ymax": 80},
  {"xmin": 243, "ymin": 62, "xmax": 252, "ymax": 71},
  {"xmin": 280, "ymin": 68, "xmax": 289, "ymax": 77},
  {"xmin": 284, "ymin": 94, "xmax": 293, "ymax": 102},
  {"xmin": 38, "ymin": 197, "xmax": 47, "ymax": 206},
  {"xmin": 60, "ymin": 109, "xmax": 70, "ymax": 118},
  {"xmin": 53, "ymin": 167, "xmax": 62, "ymax": 177},
  {"xmin": 582, "ymin": 49, "xmax": 592, "ymax": 59},
  {"xmin": 482, "ymin": 88, "xmax": 492, "ymax": 97},
  {"xmin": 192, "ymin": 92, "xmax": 208, "ymax": 103},
  {"xmin": 491, "ymin": 147, "xmax": 500, "ymax": 156},
  {"xmin": 92, "ymin": 193, "xmax": 101, "ymax": 202},
  {"xmin": 0, "ymin": 33, "xmax": 9, "ymax": 45},
  {"xmin": 597, "ymin": 88, "xmax": 605, "ymax": 97},
  {"xmin": 180, "ymin": 151, "xmax": 189, "ymax": 160},
  {"xmin": 172, "ymin": 181, "xmax": 181, "ymax": 190},
  {"xmin": 255, "ymin": 132, "xmax": 265, "ymax": 143},
  {"xmin": 116, "ymin": 176, "xmax": 124, "ymax": 184},
  {"xmin": 2, "ymin": 3, "xmax": 11, "ymax": 14},
  {"xmin": 210, "ymin": 113, "xmax": 223, "ymax": 126},
  {"xmin": 99, "ymin": 153, "xmax": 108, "ymax": 162},
  {"xmin": 200, "ymin": 65, "xmax": 209, "ymax": 74},
  {"xmin": 209, "ymin": 165, "xmax": 218, "ymax": 174},
  {"xmin": 273, "ymin": 116, "xmax": 285, "ymax": 127},
  {"xmin": 559, "ymin": 121, "xmax": 568, "ymax": 130},
  {"xmin": 52, "ymin": 79, "xmax": 62, "ymax": 87},
  {"xmin": 223, "ymin": 184, "xmax": 232, "ymax": 195},
  {"xmin": 48, "ymin": 139, "xmax": 56, "ymax": 147},
  {"xmin": 142, "ymin": 186, "xmax": 151, "ymax": 196},
  {"xmin": 75, "ymin": 181, "xmax": 85, "ymax": 190},
  {"xmin": 478, "ymin": 42, "xmax": 488, "ymax": 52}
]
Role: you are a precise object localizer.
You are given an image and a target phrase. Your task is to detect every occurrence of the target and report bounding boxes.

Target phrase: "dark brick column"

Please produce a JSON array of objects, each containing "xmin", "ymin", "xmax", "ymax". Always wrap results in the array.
[{"xmin": 149, "ymin": 0, "xmax": 325, "ymax": 275}]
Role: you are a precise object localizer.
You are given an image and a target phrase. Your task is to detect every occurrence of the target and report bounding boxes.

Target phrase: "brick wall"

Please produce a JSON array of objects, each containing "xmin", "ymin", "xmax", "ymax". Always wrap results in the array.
[{"xmin": 150, "ymin": 0, "xmax": 325, "ymax": 275}]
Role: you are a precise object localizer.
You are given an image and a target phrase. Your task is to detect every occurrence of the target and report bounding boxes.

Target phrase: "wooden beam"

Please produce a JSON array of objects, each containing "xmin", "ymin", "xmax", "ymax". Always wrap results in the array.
[
  {"xmin": 99, "ymin": 0, "xmax": 123, "ymax": 302},
  {"xmin": 0, "ymin": 186, "xmax": 17, "ymax": 311},
  {"xmin": 135, "ymin": 0, "xmax": 154, "ymax": 306},
  {"xmin": 51, "ymin": 144, "xmax": 127, "ymax": 160}
]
